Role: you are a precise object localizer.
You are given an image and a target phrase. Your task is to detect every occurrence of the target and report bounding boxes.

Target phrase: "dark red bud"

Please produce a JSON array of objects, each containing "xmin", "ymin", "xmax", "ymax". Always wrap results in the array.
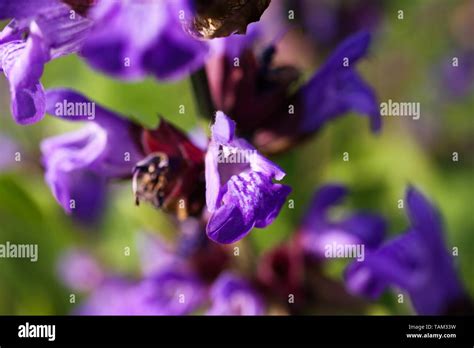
[{"xmin": 133, "ymin": 119, "xmax": 206, "ymax": 219}]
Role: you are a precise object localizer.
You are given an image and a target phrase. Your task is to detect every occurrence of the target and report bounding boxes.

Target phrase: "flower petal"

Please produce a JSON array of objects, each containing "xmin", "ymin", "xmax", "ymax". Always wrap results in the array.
[
  {"xmin": 134, "ymin": 270, "xmax": 206, "ymax": 315},
  {"xmin": 0, "ymin": 31, "xmax": 48, "ymax": 124},
  {"xmin": 45, "ymin": 89, "xmax": 144, "ymax": 177},
  {"xmin": 302, "ymin": 184, "xmax": 348, "ymax": 227},
  {"xmin": 82, "ymin": 0, "xmax": 208, "ymax": 81},
  {"xmin": 0, "ymin": 0, "xmax": 58, "ymax": 20},
  {"xmin": 57, "ymin": 249, "xmax": 104, "ymax": 292},
  {"xmin": 207, "ymin": 273, "xmax": 264, "ymax": 315},
  {"xmin": 300, "ymin": 31, "xmax": 380, "ymax": 133},
  {"xmin": 345, "ymin": 187, "xmax": 465, "ymax": 315},
  {"xmin": 212, "ymin": 111, "xmax": 236, "ymax": 143},
  {"xmin": 207, "ymin": 171, "xmax": 290, "ymax": 244},
  {"xmin": 205, "ymin": 142, "xmax": 222, "ymax": 213}
]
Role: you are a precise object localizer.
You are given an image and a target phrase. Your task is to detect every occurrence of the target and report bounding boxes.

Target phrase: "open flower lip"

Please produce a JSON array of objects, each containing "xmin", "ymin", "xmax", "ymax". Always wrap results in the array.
[{"xmin": 205, "ymin": 111, "xmax": 291, "ymax": 244}]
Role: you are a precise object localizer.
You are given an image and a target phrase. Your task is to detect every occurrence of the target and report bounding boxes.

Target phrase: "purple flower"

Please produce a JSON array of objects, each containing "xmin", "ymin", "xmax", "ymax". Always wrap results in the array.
[
  {"xmin": 0, "ymin": 0, "xmax": 60, "ymax": 20},
  {"xmin": 298, "ymin": 31, "xmax": 381, "ymax": 134},
  {"xmin": 292, "ymin": 0, "xmax": 382, "ymax": 48},
  {"xmin": 207, "ymin": 273, "xmax": 264, "ymax": 315},
  {"xmin": 205, "ymin": 112, "xmax": 291, "ymax": 244},
  {"xmin": 131, "ymin": 270, "xmax": 206, "ymax": 315},
  {"xmin": 0, "ymin": 1, "xmax": 92, "ymax": 124},
  {"xmin": 42, "ymin": 88, "xmax": 207, "ymax": 224},
  {"xmin": 41, "ymin": 88, "xmax": 144, "ymax": 223},
  {"xmin": 0, "ymin": 134, "xmax": 19, "ymax": 171},
  {"xmin": 77, "ymin": 233, "xmax": 207, "ymax": 315},
  {"xmin": 207, "ymin": 31, "xmax": 380, "ymax": 154},
  {"xmin": 79, "ymin": 271, "xmax": 206, "ymax": 315},
  {"xmin": 78, "ymin": 273, "xmax": 204, "ymax": 315},
  {"xmin": 345, "ymin": 186, "xmax": 467, "ymax": 315},
  {"xmin": 299, "ymin": 184, "xmax": 386, "ymax": 259},
  {"xmin": 80, "ymin": 0, "xmax": 209, "ymax": 81},
  {"xmin": 57, "ymin": 249, "xmax": 104, "ymax": 292},
  {"xmin": 136, "ymin": 232, "xmax": 181, "ymax": 277},
  {"xmin": 76, "ymin": 278, "xmax": 142, "ymax": 315},
  {"xmin": 256, "ymin": 30, "xmax": 381, "ymax": 154},
  {"xmin": 440, "ymin": 50, "xmax": 474, "ymax": 99}
]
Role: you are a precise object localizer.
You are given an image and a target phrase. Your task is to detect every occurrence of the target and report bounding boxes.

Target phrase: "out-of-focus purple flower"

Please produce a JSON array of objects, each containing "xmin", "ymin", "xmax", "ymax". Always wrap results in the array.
[
  {"xmin": 207, "ymin": 273, "xmax": 264, "ymax": 315},
  {"xmin": 42, "ymin": 88, "xmax": 206, "ymax": 223},
  {"xmin": 78, "ymin": 271, "xmax": 206, "ymax": 316},
  {"xmin": 290, "ymin": 0, "xmax": 383, "ymax": 49},
  {"xmin": 0, "ymin": 134, "xmax": 19, "ymax": 171},
  {"xmin": 0, "ymin": 1, "xmax": 92, "ymax": 124},
  {"xmin": 80, "ymin": 0, "xmax": 209, "ymax": 81},
  {"xmin": 132, "ymin": 270, "xmax": 206, "ymax": 315},
  {"xmin": 205, "ymin": 111, "xmax": 291, "ymax": 244},
  {"xmin": 345, "ymin": 186, "xmax": 468, "ymax": 315},
  {"xmin": 76, "ymin": 278, "xmax": 141, "ymax": 315},
  {"xmin": 0, "ymin": 0, "xmax": 63, "ymax": 20},
  {"xmin": 41, "ymin": 89, "xmax": 144, "ymax": 223},
  {"xmin": 77, "ymin": 232, "xmax": 207, "ymax": 315},
  {"xmin": 298, "ymin": 31, "xmax": 380, "ymax": 133},
  {"xmin": 440, "ymin": 50, "xmax": 474, "ymax": 99},
  {"xmin": 57, "ymin": 249, "xmax": 104, "ymax": 292},
  {"xmin": 137, "ymin": 232, "xmax": 181, "ymax": 277},
  {"xmin": 299, "ymin": 184, "xmax": 386, "ymax": 260},
  {"xmin": 207, "ymin": 31, "xmax": 380, "ymax": 154}
]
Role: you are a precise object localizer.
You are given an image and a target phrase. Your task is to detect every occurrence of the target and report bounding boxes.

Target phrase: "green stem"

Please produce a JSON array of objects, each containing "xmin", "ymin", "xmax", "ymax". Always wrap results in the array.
[{"xmin": 190, "ymin": 68, "xmax": 215, "ymax": 120}]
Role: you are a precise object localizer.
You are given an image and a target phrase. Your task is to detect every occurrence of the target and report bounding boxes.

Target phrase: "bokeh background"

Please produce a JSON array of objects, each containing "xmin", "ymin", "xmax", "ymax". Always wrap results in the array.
[{"xmin": 0, "ymin": 0, "xmax": 473, "ymax": 314}]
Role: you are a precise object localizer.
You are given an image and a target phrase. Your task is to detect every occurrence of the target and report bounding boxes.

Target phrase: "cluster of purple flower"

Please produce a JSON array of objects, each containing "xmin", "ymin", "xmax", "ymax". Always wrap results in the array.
[{"xmin": 1, "ymin": 0, "xmax": 471, "ymax": 315}]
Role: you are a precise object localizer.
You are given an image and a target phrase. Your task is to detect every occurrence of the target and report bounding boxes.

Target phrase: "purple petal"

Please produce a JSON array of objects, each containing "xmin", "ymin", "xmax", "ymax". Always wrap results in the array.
[
  {"xmin": 406, "ymin": 186, "xmax": 445, "ymax": 252},
  {"xmin": 33, "ymin": 3, "xmax": 92, "ymax": 59},
  {"xmin": 206, "ymin": 112, "xmax": 291, "ymax": 244},
  {"xmin": 302, "ymin": 183, "xmax": 348, "ymax": 227},
  {"xmin": 0, "ymin": 134, "xmax": 19, "ymax": 170},
  {"xmin": 322, "ymin": 31, "xmax": 372, "ymax": 72},
  {"xmin": 207, "ymin": 172, "xmax": 291, "ymax": 244},
  {"xmin": 211, "ymin": 111, "xmax": 236, "ymax": 143},
  {"xmin": 300, "ymin": 184, "xmax": 386, "ymax": 258},
  {"xmin": 440, "ymin": 51, "xmax": 474, "ymax": 98},
  {"xmin": 207, "ymin": 202, "xmax": 252, "ymax": 244},
  {"xmin": 81, "ymin": 0, "xmax": 208, "ymax": 81},
  {"xmin": 45, "ymin": 89, "xmax": 144, "ymax": 176},
  {"xmin": 204, "ymin": 143, "xmax": 222, "ymax": 213},
  {"xmin": 207, "ymin": 273, "xmax": 264, "ymax": 315},
  {"xmin": 339, "ymin": 214, "xmax": 386, "ymax": 249},
  {"xmin": 0, "ymin": 31, "xmax": 48, "ymax": 124},
  {"xmin": 142, "ymin": 22, "xmax": 209, "ymax": 80},
  {"xmin": 80, "ymin": 0, "xmax": 165, "ymax": 79},
  {"xmin": 77, "ymin": 278, "xmax": 139, "ymax": 315},
  {"xmin": 300, "ymin": 31, "xmax": 380, "ymax": 133},
  {"xmin": 45, "ymin": 164, "xmax": 107, "ymax": 223},
  {"xmin": 345, "ymin": 187, "xmax": 465, "ymax": 315},
  {"xmin": 0, "ymin": 0, "xmax": 59, "ymax": 20},
  {"xmin": 210, "ymin": 23, "xmax": 261, "ymax": 59},
  {"xmin": 0, "ymin": 3, "xmax": 91, "ymax": 125},
  {"xmin": 57, "ymin": 249, "xmax": 104, "ymax": 292},
  {"xmin": 40, "ymin": 123, "xmax": 107, "ymax": 222},
  {"xmin": 133, "ymin": 270, "xmax": 206, "ymax": 315},
  {"xmin": 136, "ymin": 232, "xmax": 181, "ymax": 277}
]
